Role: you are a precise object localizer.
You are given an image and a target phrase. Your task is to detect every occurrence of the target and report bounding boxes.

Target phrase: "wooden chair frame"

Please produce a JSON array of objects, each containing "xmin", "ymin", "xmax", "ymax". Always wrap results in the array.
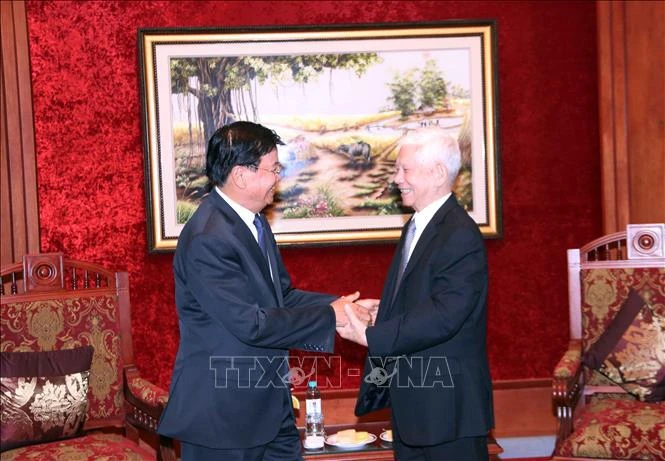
[
  {"xmin": 552, "ymin": 223, "xmax": 665, "ymax": 461},
  {"xmin": 1, "ymin": 253, "xmax": 176, "ymax": 461}
]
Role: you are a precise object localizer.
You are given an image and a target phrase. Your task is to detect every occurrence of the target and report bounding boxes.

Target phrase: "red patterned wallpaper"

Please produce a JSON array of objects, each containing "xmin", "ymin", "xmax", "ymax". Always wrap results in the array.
[{"xmin": 26, "ymin": 0, "xmax": 601, "ymax": 389}]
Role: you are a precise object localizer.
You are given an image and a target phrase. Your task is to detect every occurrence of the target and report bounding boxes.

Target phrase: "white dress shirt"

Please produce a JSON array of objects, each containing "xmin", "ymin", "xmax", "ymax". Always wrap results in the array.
[
  {"xmin": 216, "ymin": 187, "xmax": 259, "ymax": 243},
  {"xmin": 406, "ymin": 193, "xmax": 452, "ymax": 261}
]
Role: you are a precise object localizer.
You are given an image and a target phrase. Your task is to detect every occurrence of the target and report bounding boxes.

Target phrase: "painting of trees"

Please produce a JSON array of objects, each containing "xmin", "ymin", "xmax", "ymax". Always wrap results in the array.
[
  {"xmin": 387, "ymin": 69, "xmax": 418, "ymax": 119},
  {"xmin": 387, "ymin": 59, "xmax": 450, "ymax": 118},
  {"xmin": 170, "ymin": 51, "xmax": 474, "ymax": 224},
  {"xmin": 171, "ymin": 53, "xmax": 382, "ymax": 146},
  {"xmin": 419, "ymin": 59, "xmax": 448, "ymax": 110},
  {"xmin": 141, "ymin": 24, "xmax": 501, "ymax": 249}
]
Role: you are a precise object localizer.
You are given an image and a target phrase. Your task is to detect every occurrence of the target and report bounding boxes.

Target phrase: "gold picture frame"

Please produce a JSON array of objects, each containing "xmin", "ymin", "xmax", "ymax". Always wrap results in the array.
[{"xmin": 138, "ymin": 22, "xmax": 501, "ymax": 252}]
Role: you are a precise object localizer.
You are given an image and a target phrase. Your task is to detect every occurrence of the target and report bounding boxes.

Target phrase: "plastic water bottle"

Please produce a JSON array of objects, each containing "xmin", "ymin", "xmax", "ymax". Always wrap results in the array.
[{"xmin": 304, "ymin": 380, "xmax": 324, "ymax": 449}]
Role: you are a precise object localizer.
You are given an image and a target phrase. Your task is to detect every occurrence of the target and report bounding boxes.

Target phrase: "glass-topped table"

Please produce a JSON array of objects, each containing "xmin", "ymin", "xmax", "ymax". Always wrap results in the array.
[
  {"xmin": 300, "ymin": 422, "xmax": 502, "ymax": 461},
  {"xmin": 301, "ymin": 422, "xmax": 394, "ymax": 461}
]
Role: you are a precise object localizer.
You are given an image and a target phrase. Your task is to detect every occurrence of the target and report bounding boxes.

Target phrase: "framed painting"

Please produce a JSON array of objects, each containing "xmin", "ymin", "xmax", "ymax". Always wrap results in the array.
[{"xmin": 138, "ymin": 21, "xmax": 501, "ymax": 251}]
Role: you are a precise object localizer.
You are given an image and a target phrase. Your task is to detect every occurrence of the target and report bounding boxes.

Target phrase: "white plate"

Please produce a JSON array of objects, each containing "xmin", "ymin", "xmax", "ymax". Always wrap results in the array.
[
  {"xmin": 379, "ymin": 430, "xmax": 393, "ymax": 443},
  {"xmin": 325, "ymin": 433, "xmax": 377, "ymax": 448}
]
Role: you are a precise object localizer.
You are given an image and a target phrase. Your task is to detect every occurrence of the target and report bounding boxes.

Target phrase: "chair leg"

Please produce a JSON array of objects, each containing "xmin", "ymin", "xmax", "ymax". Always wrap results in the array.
[{"xmin": 158, "ymin": 435, "xmax": 177, "ymax": 461}]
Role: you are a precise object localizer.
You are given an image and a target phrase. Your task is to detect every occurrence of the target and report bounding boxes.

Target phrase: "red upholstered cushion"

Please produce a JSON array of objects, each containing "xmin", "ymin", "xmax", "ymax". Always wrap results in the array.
[
  {"xmin": 1, "ymin": 296, "xmax": 125, "ymax": 427},
  {"xmin": 583, "ymin": 289, "xmax": 665, "ymax": 401},
  {"xmin": 0, "ymin": 432, "xmax": 155, "ymax": 460},
  {"xmin": 557, "ymin": 397, "xmax": 665, "ymax": 459},
  {"xmin": 0, "ymin": 347, "xmax": 93, "ymax": 451},
  {"xmin": 581, "ymin": 268, "xmax": 665, "ymax": 386}
]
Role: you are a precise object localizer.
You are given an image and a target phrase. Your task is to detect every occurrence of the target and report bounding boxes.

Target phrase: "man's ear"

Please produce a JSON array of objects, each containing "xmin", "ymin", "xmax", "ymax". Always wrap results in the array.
[
  {"xmin": 434, "ymin": 163, "xmax": 449, "ymax": 187},
  {"xmin": 230, "ymin": 166, "xmax": 247, "ymax": 189}
]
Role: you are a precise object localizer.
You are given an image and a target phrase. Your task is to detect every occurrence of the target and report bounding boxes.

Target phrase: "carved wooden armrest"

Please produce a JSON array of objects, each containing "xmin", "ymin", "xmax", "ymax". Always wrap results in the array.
[
  {"xmin": 552, "ymin": 340, "xmax": 583, "ymax": 445},
  {"xmin": 553, "ymin": 340, "xmax": 581, "ymax": 381},
  {"xmin": 123, "ymin": 371, "xmax": 175, "ymax": 461},
  {"xmin": 124, "ymin": 373, "xmax": 168, "ymax": 431},
  {"xmin": 127, "ymin": 375, "xmax": 169, "ymax": 409}
]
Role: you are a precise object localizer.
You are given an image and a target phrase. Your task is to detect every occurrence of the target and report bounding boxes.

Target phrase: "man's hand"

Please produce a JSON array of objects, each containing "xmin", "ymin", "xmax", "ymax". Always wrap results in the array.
[
  {"xmin": 347, "ymin": 302, "xmax": 371, "ymax": 325},
  {"xmin": 336, "ymin": 304, "xmax": 369, "ymax": 347},
  {"xmin": 331, "ymin": 291, "xmax": 360, "ymax": 326},
  {"xmin": 356, "ymin": 298, "xmax": 380, "ymax": 326}
]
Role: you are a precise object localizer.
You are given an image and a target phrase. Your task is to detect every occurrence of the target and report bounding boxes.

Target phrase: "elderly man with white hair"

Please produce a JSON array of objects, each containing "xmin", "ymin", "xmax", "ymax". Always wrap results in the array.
[{"xmin": 338, "ymin": 127, "xmax": 494, "ymax": 461}]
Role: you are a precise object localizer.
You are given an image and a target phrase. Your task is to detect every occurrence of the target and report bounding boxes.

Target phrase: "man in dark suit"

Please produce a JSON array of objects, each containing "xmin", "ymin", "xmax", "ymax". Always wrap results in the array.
[
  {"xmin": 338, "ymin": 127, "xmax": 494, "ymax": 460},
  {"xmin": 158, "ymin": 121, "xmax": 368, "ymax": 461}
]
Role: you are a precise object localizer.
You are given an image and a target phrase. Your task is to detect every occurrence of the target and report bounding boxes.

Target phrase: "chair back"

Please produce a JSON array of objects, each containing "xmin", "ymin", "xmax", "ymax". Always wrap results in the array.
[
  {"xmin": 1, "ymin": 253, "xmax": 135, "ymax": 430},
  {"xmin": 567, "ymin": 224, "xmax": 665, "ymax": 390}
]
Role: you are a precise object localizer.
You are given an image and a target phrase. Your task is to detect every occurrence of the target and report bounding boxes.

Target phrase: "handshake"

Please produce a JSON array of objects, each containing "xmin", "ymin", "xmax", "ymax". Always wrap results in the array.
[{"xmin": 330, "ymin": 292, "xmax": 380, "ymax": 347}]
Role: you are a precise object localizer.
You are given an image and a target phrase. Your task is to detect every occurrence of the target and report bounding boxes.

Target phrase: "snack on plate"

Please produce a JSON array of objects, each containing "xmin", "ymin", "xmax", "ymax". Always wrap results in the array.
[{"xmin": 335, "ymin": 429, "xmax": 370, "ymax": 444}]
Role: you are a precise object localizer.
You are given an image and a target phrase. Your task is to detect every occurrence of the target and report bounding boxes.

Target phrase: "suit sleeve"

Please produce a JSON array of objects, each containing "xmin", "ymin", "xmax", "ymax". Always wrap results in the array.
[
  {"xmin": 185, "ymin": 233, "xmax": 336, "ymax": 352},
  {"xmin": 366, "ymin": 227, "xmax": 487, "ymax": 357}
]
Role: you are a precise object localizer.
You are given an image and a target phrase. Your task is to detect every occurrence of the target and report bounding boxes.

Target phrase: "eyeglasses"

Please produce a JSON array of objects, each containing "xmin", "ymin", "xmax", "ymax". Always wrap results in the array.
[{"xmin": 246, "ymin": 163, "xmax": 284, "ymax": 177}]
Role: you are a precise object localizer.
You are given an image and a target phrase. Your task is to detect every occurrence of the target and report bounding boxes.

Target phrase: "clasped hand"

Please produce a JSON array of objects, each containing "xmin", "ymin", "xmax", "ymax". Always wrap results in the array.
[
  {"xmin": 331, "ymin": 292, "xmax": 370, "ymax": 326},
  {"xmin": 331, "ymin": 294, "xmax": 380, "ymax": 347}
]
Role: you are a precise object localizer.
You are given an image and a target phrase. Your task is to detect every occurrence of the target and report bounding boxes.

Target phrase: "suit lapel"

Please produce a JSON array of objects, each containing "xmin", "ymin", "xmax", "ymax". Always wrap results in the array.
[
  {"xmin": 400, "ymin": 194, "xmax": 457, "ymax": 283},
  {"xmin": 210, "ymin": 193, "xmax": 275, "ymax": 296},
  {"xmin": 383, "ymin": 195, "xmax": 458, "ymax": 316}
]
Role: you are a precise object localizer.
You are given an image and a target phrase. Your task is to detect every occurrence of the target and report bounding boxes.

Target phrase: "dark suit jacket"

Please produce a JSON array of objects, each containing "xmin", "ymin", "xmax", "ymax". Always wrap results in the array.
[
  {"xmin": 158, "ymin": 192, "xmax": 336, "ymax": 449},
  {"xmin": 355, "ymin": 194, "xmax": 494, "ymax": 446}
]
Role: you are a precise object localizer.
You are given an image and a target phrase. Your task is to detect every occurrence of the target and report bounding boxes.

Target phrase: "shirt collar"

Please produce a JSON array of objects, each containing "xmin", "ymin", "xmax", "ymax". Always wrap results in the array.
[
  {"xmin": 412, "ymin": 193, "xmax": 451, "ymax": 231},
  {"xmin": 216, "ymin": 187, "xmax": 258, "ymax": 234}
]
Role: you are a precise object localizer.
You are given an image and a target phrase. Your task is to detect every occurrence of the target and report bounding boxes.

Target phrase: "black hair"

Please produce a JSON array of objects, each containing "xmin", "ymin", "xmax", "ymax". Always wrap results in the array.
[{"xmin": 205, "ymin": 121, "xmax": 284, "ymax": 189}]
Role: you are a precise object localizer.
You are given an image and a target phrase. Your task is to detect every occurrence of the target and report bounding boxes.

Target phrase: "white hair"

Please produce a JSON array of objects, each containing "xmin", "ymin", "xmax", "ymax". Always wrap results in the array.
[{"xmin": 399, "ymin": 127, "xmax": 462, "ymax": 186}]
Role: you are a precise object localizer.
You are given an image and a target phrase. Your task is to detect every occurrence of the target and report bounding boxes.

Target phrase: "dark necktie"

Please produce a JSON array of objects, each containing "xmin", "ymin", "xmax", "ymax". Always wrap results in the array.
[
  {"xmin": 398, "ymin": 219, "xmax": 416, "ymax": 279},
  {"xmin": 391, "ymin": 218, "xmax": 416, "ymax": 302},
  {"xmin": 253, "ymin": 214, "xmax": 269, "ymax": 262},
  {"xmin": 253, "ymin": 214, "xmax": 282, "ymax": 303}
]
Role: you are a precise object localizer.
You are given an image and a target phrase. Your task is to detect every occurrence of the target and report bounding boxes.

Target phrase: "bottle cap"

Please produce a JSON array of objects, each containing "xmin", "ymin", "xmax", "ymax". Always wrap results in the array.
[{"xmin": 308, "ymin": 380, "xmax": 317, "ymax": 387}]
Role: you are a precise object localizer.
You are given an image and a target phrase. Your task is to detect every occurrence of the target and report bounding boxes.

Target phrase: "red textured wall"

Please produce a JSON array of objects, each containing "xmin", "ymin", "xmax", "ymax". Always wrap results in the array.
[{"xmin": 26, "ymin": 0, "xmax": 601, "ymax": 389}]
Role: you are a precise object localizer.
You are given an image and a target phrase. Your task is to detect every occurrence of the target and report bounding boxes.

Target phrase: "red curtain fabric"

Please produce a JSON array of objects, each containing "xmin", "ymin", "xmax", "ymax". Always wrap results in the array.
[{"xmin": 26, "ymin": 0, "xmax": 601, "ymax": 389}]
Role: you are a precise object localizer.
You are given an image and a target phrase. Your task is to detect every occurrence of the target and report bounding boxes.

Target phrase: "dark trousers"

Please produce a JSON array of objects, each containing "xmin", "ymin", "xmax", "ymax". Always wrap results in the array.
[
  {"xmin": 392, "ymin": 420, "xmax": 488, "ymax": 461},
  {"xmin": 181, "ymin": 395, "xmax": 303, "ymax": 461}
]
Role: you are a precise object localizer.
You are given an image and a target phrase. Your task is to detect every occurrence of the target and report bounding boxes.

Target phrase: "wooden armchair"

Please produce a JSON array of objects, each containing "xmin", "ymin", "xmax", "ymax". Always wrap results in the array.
[
  {"xmin": 1, "ymin": 253, "xmax": 175, "ymax": 461},
  {"xmin": 552, "ymin": 224, "xmax": 665, "ymax": 460}
]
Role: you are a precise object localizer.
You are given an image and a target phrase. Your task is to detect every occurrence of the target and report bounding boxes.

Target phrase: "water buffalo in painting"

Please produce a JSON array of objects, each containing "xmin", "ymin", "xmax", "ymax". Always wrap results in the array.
[{"xmin": 337, "ymin": 141, "xmax": 371, "ymax": 167}]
